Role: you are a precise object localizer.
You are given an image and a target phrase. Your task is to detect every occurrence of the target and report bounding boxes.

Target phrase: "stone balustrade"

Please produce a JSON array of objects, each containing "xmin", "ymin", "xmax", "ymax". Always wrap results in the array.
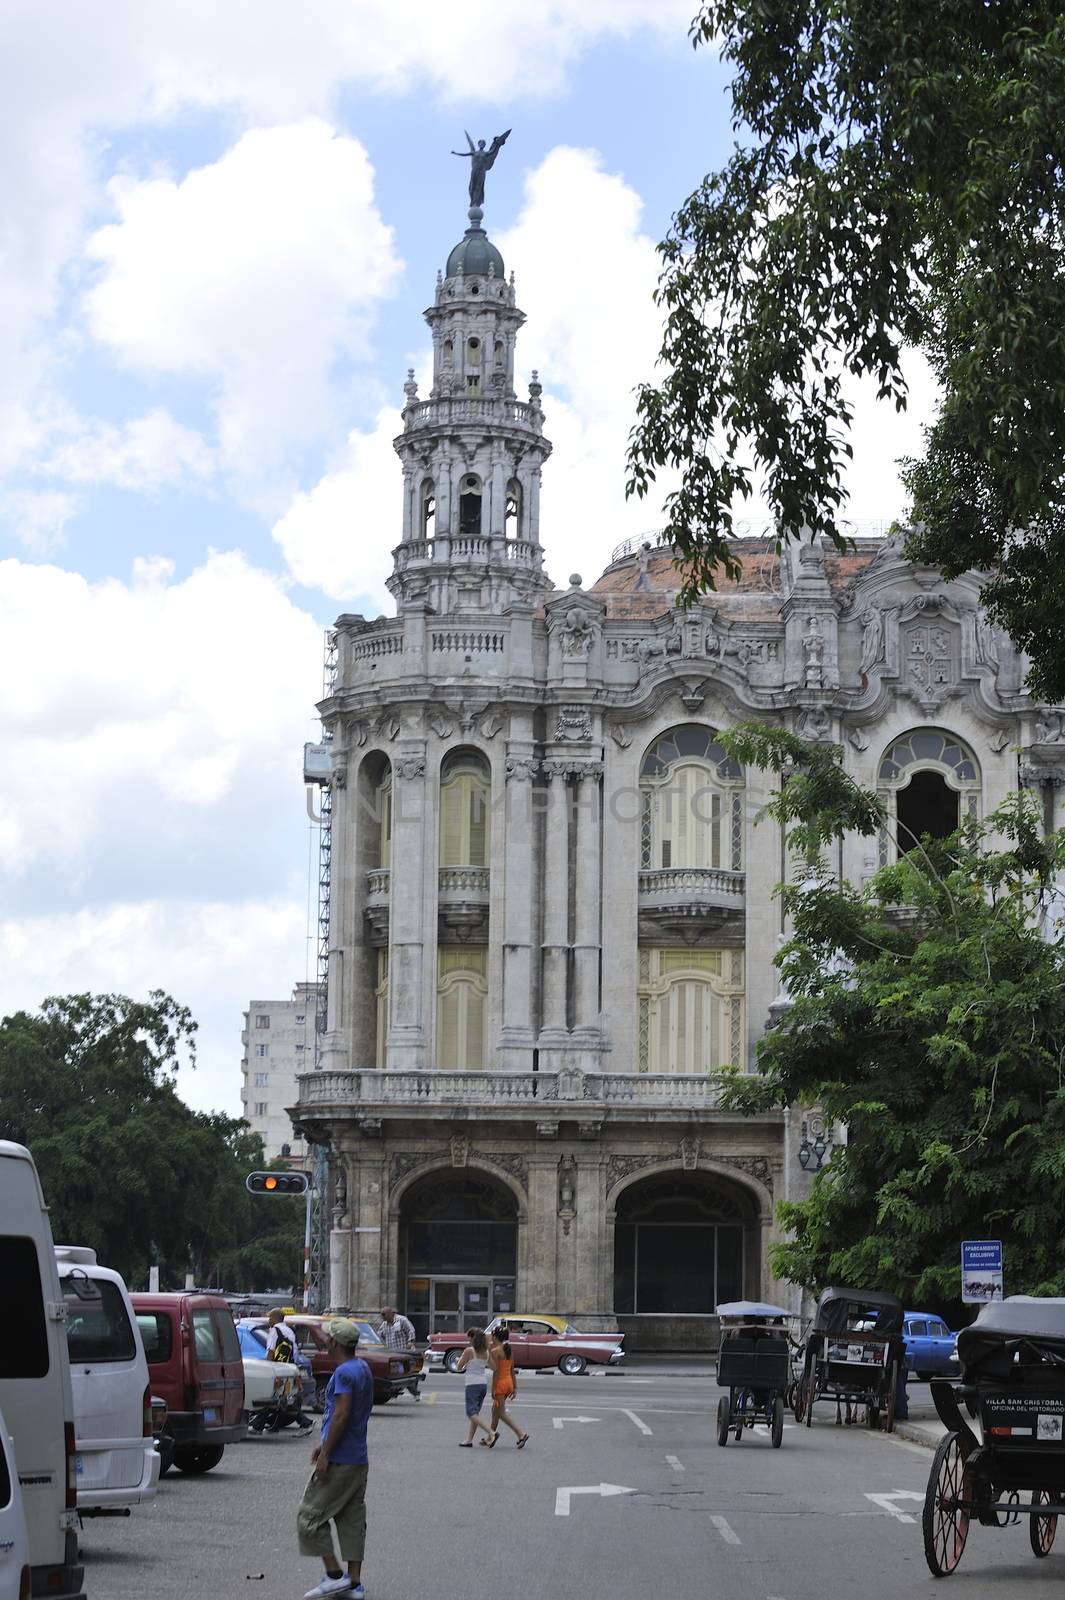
[
  {"xmin": 294, "ymin": 1067, "xmax": 726, "ymax": 1118},
  {"xmin": 639, "ymin": 867, "xmax": 745, "ymax": 902},
  {"xmin": 404, "ymin": 397, "xmax": 542, "ymax": 431},
  {"xmin": 366, "ymin": 868, "xmax": 391, "ymax": 897}
]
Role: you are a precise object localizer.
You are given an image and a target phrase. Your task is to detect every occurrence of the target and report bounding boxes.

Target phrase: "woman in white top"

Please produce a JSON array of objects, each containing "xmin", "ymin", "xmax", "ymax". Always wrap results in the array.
[{"xmin": 456, "ymin": 1327, "xmax": 495, "ymax": 1447}]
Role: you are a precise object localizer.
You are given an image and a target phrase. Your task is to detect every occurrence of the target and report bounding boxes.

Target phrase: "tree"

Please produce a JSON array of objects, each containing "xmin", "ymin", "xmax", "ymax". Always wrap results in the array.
[
  {"xmin": 0, "ymin": 991, "xmax": 301, "ymax": 1291},
  {"xmin": 627, "ymin": 3, "xmax": 1065, "ymax": 701},
  {"xmin": 715, "ymin": 723, "xmax": 1065, "ymax": 1302}
]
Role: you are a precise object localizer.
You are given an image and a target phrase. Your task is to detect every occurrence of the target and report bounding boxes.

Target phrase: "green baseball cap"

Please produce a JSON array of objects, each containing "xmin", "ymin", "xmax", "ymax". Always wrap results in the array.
[{"xmin": 324, "ymin": 1317, "xmax": 361, "ymax": 1348}]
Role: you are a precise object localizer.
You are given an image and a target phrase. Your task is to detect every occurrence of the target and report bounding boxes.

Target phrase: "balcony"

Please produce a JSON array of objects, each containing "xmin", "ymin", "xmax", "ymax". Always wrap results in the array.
[
  {"xmin": 638, "ymin": 867, "xmax": 745, "ymax": 939},
  {"xmin": 292, "ymin": 1067, "xmax": 734, "ymax": 1139},
  {"xmin": 365, "ymin": 868, "xmax": 390, "ymax": 945},
  {"xmin": 438, "ymin": 866, "xmax": 490, "ymax": 938}
]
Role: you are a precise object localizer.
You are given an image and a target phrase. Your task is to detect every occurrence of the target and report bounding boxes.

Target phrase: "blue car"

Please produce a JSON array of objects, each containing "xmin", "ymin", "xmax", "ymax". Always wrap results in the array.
[{"xmin": 902, "ymin": 1311, "xmax": 958, "ymax": 1378}]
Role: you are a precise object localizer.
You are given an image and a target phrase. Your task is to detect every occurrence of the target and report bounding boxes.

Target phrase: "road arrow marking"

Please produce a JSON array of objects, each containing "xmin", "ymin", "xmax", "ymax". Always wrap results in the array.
[
  {"xmin": 552, "ymin": 1416, "xmax": 601, "ymax": 1429},
  {"xmin": 622, "ymin": 1408, "xmax": 653, "ymax": 1435},
  {"xmin": 710, "ymin": 1515, "xmax": 741, "ymax": 1545},
  {"xmin": 555, "ymin": 1483, "xmax": 636, "ymax": 1517},
  {"xmin": 865, "ymin": 1490, "xmax": 924, "ymax": 1525}
]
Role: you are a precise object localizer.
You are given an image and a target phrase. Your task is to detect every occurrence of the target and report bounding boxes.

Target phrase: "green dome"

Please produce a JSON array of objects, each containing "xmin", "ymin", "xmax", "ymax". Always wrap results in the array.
[{"xmin": 446, "ymin": 227, "xmax": 505, "ymax": 281}]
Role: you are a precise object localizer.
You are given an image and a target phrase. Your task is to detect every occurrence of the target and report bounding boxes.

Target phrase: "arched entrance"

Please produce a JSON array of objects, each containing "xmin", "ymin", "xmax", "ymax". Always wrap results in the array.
[
  {"xmin": 613, "ymin": 1171, "xmax": 759, "ymax": 1316},
  {"xmin": 399, "ymin": 1170, "xmax": 518, "ymax": 1340}
]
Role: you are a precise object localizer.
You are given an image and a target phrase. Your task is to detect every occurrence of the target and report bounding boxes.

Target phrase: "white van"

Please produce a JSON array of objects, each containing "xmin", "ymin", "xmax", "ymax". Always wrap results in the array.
[
  {"xmin": 0, "ymin": 1142, "xmax": 84, "ymax": 1599},
  {"xmin": 0, "ymin": 1405, "xmax": 30, "ymax": 1600},
  {"xmin": 53, "ymin": 1248, "xmax": 158, "ymax": 1514}
]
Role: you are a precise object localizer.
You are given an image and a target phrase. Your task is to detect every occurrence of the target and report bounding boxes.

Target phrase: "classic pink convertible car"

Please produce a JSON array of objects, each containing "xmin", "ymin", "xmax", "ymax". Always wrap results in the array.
[{"xmin": 428, "ymin": 1314, "xmax": 625, "ymax": 1375}]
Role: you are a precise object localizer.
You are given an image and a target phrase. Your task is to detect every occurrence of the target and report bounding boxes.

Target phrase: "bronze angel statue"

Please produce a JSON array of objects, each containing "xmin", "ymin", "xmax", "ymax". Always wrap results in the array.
[{"xmin": 451, "ymin": 129, "xmax": 511, "ymax": 209}]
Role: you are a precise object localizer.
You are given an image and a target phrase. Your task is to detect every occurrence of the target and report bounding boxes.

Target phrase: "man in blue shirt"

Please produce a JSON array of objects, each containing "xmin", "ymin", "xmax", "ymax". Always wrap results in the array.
[{"xmin": 296, "ymin": 1319, "xmax": 374, "ymax": 1599}]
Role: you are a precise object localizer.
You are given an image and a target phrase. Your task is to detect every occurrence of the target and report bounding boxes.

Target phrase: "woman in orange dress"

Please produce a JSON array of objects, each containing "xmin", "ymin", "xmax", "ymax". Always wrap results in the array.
[{"xmin": 487, "ymin": 1330, "xmax": 528, "ymax": 1447}]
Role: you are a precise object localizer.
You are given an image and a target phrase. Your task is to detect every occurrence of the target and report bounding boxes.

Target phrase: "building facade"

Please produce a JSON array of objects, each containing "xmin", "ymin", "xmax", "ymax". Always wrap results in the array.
[
  {"xmin": 241, "ymin": 983, "xmax": 318, "ymax": 1161},
  {"xmin": 292, "ymin": 204, "xmax": 1055, "ymax": 1348}
]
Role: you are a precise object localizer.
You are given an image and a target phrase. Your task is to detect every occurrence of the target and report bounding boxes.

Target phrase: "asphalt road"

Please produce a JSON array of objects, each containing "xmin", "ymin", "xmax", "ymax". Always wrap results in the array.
[{"xmin": 81, "ymin": 1372, "xmax": 1062, "ymax": 1600}]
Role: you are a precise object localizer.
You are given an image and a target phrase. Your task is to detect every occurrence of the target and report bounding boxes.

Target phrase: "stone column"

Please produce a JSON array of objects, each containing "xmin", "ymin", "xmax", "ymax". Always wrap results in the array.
[
  {"xmin": 572, "ymin": 762, "xmax": 603, "ymax": 1044},
  {"xmin": 387, "ymin": 753, "xmax": 428, "ymax": 1067},
  {"xmin": 489, "ymin": 446, "xmax": 506, "ymax": 537},
  {"xmin": 499, "ymin": 753, "xmax": 538, "ymax": 1070},
  {"xmin": 538, "ymin": 762, "xmax": 570, "ymax": 1043}
]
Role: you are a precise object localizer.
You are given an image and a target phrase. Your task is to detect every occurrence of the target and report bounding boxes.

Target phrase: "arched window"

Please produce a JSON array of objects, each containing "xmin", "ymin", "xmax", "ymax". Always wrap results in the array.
[
  {"xmin": 421, "ymin": 480, "xmax": 435, "ymax": 540},
  {"xmin": 637, "ymin": 949, "xmax": 745, "ymax": 1074},
  {"xmin": 375, "ymin": 949, "xmax": 389, "ymax": 1069},
  {"xmin": 378, "ymin": 772, "xmax": 392, "ymax": 869},
  {"xmin": 465, "ymin": 336, "xmax": 482, "ymax": 395},
  {"xmin": 494, "ymin": 339, "xmax": 505, "ymax": 370},
  {"xmin": 639, "ymin": 725, "xmax": 745, "ymax": 872},
  {"xmin": 437, "ymin": 948, "xmax": 487, "ymax": 1069},
  {"xmin": 442, "ymin": 338, "xmax": 453, "ymax": 368},
  {"xmin": 458, "ymin": 474, "xmax": 482, "ymax": 540},
  {"xmin": 877, "ymin": 728, "xmax": 981, "ymax": 864},
  {"xmin": 505, "ymin": 479, "xmax": 522, "ymax": 539},
  {"xmin": 440, "ymin": 753, "xmax": 489, "ymax": 866}
]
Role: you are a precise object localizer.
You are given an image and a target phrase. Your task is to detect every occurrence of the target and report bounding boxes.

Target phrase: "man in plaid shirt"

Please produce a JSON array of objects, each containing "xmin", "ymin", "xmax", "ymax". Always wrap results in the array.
[{"xmin": 378, "ymin": 1307, "xmax": 422, "ymax": 1401}]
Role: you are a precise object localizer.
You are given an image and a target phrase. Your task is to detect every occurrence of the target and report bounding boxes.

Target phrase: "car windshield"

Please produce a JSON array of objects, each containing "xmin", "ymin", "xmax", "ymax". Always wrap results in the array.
[
  {"xmin": 354, "ymin": 1321, "xmax": 383, "ymax": 1344},
  {"xmin": 237, "ymin": 1326, "xmax": 269, "ymax": 1361}
]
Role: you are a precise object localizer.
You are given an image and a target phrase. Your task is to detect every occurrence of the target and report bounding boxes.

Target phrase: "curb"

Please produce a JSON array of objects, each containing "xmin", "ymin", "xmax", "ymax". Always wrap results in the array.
[{"xmin": 893, "ymin": 1419, "xmax": 944, "ymax": 1450}]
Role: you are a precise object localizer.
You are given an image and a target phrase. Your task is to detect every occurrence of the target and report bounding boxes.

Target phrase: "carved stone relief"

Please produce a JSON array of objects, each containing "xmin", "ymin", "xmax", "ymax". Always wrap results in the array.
[
  {"xmin": 554, "ymin": 707, "xmax": 592, "ymax": 743},
  {"xmin": 389, "ymin": 1150, "xmax": 435, "ymax": 1191},
  {"xmin": 450, "ymin": 1132, "xmax": 469, "ymax": 1168},
  {"xmin": 679, "ymin": 1136, "xmax": 700, "ymax": 1172},
  {"xmin": 483, "ymin": 1150, "xmax": 529, "ymax": 1193}
]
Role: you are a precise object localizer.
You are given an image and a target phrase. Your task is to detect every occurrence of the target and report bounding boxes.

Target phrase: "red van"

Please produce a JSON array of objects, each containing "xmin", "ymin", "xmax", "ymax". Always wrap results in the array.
[{"xmin": 131, "ymin": 1294, "xmax": 245, "ymax": 1474}]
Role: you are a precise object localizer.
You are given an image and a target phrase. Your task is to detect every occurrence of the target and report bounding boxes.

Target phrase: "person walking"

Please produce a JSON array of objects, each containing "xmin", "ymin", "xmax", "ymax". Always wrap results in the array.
[
  {"xmin": 487, "ymin": 1329, "xmax": 528, "ymax": 1448},
  {"xmin": 377, "ymin": 1306, "xmax": 421, "ymax": 1401},
  {"xmin": 455, "ymin": 1327, "xmax": 494, "ymax": 1447},
  {"xmin": 251, "ymin": 1309, "xmax": 314, "ymax": 1435},
  {"xmin": 296, "ymin": 1318, "xmax": 373, "ymax": 1600}
]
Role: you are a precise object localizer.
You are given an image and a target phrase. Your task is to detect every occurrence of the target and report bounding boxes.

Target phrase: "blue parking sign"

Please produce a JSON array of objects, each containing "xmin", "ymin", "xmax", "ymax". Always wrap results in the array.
[{"xmin": 961, "ymin": 1239, "xmax": 1003, "ymax": 1304}]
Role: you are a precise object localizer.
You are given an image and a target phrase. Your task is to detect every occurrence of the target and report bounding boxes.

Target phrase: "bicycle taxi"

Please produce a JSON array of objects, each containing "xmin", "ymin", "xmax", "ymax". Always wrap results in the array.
[
  {"xmin": 715, "ymin": 1300, "xmax": 798, "ymax": 1448},
  {"xmin": 794, "ymin": 1285, "xmax": 903, "ymax": 1431},
  {"xmin": 923, "ymin": 1296, "xmax": 1065, "ymax": 1577}
]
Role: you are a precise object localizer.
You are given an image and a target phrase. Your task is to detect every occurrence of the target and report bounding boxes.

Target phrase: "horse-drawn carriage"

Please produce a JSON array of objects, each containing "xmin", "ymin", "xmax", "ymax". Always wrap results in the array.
[
  {"xmin": 923, "ymin": 1296, "xmax": 1065, "ymax": 1577},
  {"xmin": 715, "ymin": 1301, "xmax": 799, "ymax": 1447},
  {"xmin": 793, "ymin": 1286, "xmax": 903, "ymax": 1431}
]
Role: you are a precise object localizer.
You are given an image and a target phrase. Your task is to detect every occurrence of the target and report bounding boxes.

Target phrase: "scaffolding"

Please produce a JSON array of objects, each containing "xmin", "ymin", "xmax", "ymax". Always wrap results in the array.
[{"xmin": 306, "ymin": 628, "xmax": 338, "ymax": 1310}]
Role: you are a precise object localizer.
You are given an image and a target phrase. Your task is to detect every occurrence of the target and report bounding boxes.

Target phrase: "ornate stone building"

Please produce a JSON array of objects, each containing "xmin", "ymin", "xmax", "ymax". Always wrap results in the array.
[{"xmin": 292, "ymin": 203, "xmax": 1053, "ymax": 1349}]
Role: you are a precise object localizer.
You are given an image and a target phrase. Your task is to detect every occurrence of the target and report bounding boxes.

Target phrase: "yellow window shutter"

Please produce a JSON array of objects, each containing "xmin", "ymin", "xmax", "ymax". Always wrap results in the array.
[
  {"xmin": 465, "ymin": 986, "xmax": 486, "ymax": 1069},
  {"xmin": 440, "ymin": 779, "xmax": 463, "ymax": 866},
  {"xmin": 437, "ymin": 986, "xmax": 460, "ymax": 1069},
  {"xmin": 468, "ymin": 781, "xmax": 487, "ymax": 866}
]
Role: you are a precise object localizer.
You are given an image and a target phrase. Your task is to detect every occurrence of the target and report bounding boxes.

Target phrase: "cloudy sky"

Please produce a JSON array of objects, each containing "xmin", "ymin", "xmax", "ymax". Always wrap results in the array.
[{"xmin": 0, "ymin": 2, "xmax": 935, "ymax": 1116}]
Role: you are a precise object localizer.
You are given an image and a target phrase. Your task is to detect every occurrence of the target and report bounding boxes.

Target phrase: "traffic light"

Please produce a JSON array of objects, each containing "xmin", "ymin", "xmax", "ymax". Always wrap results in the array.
[{"xmin": 245, "ymin": 1171, "xmax": 310, "ymax": 1195}]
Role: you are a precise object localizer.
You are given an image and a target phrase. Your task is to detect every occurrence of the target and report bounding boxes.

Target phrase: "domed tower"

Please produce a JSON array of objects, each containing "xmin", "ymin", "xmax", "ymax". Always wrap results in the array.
[{"xmin": 388, "ymin": 201, "xmax": 553, "ymax": 613}]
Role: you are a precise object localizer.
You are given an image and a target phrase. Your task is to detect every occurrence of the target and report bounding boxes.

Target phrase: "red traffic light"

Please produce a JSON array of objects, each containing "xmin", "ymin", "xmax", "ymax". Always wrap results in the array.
[{"xmin": 245, "ymin": 1170, "xmax": 309, "ymax": 1195}]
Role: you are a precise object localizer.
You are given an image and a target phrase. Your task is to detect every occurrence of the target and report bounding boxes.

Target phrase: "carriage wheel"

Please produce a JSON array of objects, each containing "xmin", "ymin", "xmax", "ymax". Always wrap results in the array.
[
  {"xmin": 716, "ymin": 1395, "xmax": 730, "ymax": 1447},
  {"xmin": 792, "ymin": 1380, "xmax": 805, "ymax": 1423},
  {"xmin": 771, "ymin": 1396, "xmax": 784, "ymax": 1449},
  {"xmin": 922, "ymin": 1432, "xmax": 971, "ymax": 1578},
  {"xmin": 1030, "ymin": 1489, "xmax": 1057, "ymax": 1557}
]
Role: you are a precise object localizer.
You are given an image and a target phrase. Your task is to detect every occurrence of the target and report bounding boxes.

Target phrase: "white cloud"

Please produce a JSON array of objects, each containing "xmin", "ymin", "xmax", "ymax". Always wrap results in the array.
[
  {"xmin": 0, "ymin": 489, "xmax": 81, "ymax": 554},
  {"xmin": 499, "ymin": 146, "xmax": 674, "ymax": 585},
  {"xmin": 83, "ymin": 120, "xmax": 401, "ymax": 482},
  {"xmin": 0, "ymin": 896, "xmax": 307, "ymax": 1115},
  {"xmin": 271, "ymin": 407, "xmax": 402, "ymax": 606},
  {"xmin": 0, "ymin": 549, "xmax": 323, "ymax": 879},
  {"xmin": 41, "ymin": 408, "xmax": 215, "ymax": 493}
]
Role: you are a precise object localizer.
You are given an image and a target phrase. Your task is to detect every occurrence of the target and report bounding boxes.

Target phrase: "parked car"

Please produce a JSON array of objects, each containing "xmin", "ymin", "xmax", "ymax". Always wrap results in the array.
[
  {"xmin": 55, "ymin": 1246, "xmax": 159, "ymax": 1514},
  {"xmin": 234, "ymin": 1321, "xmax": 317, "ymax": 1412},
  {"xmin": 131, "ymin": 1293, "xmax": 245, "ymax": 1474},
  {"xmin": 0, "ymin": 1403, "xmax": 30, "ymax": 1600},
  {"xmin": 902, "ymin": 1311, "xmax": 960, "ymax": 1379},
  {"xmin": 428, "ymin": 1314, "xmax": 625, "ymax": 1376},
  {"xmin": 0, "ymin": 1142, "xmax": 84, "ymax": 1600},
  {"xmin": 244, "ymin": 1316, "xmax": 420, "ymax": 1407},
  {"xmin": 233, "ymin": 1326, "xmax": 302, "ymax": 1425}
]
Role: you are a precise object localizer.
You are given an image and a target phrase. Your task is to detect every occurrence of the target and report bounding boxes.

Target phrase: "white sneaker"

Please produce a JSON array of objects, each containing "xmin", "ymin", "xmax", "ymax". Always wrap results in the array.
[{"xmin": 303, "ymin": 1577, "xmax": 352, "ymax": 1598}]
